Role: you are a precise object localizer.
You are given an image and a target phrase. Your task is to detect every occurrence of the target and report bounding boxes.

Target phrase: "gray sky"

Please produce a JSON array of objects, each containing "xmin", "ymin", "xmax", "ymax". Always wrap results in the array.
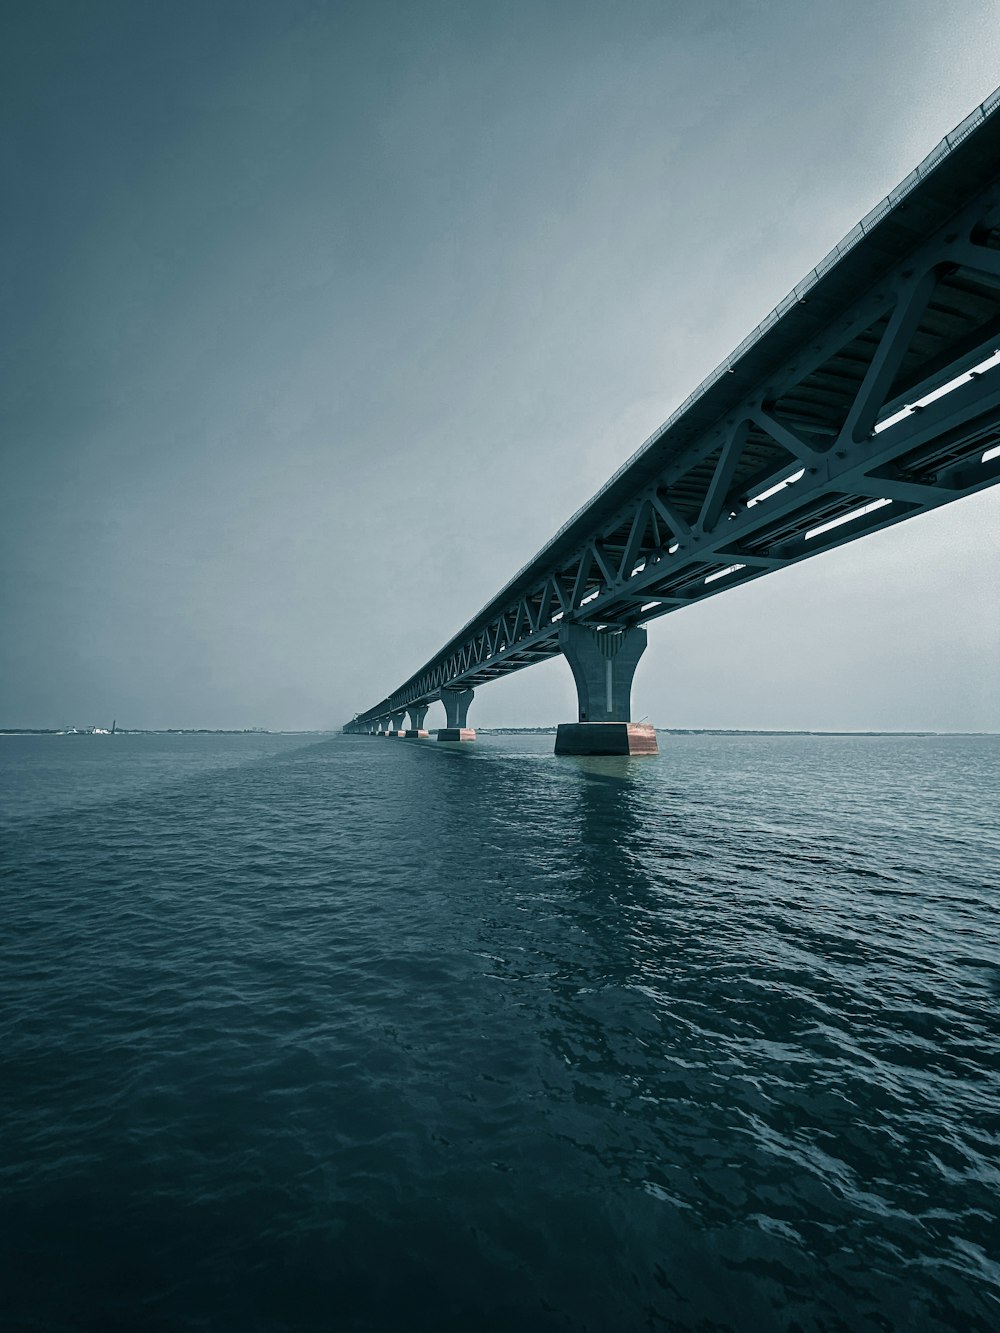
[{"xmin": 3, "ymin": 0, "xmax": 999, "ymax": 731}]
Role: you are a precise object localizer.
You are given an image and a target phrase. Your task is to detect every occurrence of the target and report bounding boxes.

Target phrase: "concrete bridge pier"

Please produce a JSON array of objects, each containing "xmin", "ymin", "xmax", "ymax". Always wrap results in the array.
[
  {"xmin": 404, "ymin": 704, "xmax": 429, "ymax": 739},
  {"xmin": 438, "ymin": 687, "xmax": 475, "ymax": 742},
  {"xmin": 387, "ymin": 711, "xmax": 406, "ymax": 738},
  {"xmin": 555, "ymin": 623, "xmax": 657, "ymax": 756}
]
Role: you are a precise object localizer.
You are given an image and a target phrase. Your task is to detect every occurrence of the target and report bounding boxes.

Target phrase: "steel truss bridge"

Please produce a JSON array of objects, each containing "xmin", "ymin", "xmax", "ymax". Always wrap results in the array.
[{"xmin": 345, "ymin": 90, "xmax": 1000, "ymax": 740}]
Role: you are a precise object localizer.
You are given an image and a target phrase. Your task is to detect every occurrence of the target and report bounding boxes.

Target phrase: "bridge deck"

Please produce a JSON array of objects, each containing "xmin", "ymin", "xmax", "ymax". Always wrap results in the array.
[{"xmin": 349, "ymin": 89, "xmax": 1000, "ymax": 727}]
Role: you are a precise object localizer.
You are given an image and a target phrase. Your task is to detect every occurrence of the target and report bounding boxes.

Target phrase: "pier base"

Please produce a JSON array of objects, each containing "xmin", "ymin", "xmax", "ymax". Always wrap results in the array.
[
  {"xmin": 554, "ymin": 722, "xmax": 658, "ymax": 756},
  {"xmin": 437, "ymin": 727, "xmax": 476, "ymax": 743},
  {"xmin": 403, "ymin": 729, "xmax": 429, "ymax": 739}
]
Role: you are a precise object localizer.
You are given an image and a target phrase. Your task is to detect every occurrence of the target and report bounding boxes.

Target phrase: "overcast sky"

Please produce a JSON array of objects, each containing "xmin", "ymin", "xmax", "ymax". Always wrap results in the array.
[{"xmin": 3, "ymin": 0, "xmax": 999, "ymax": 731}]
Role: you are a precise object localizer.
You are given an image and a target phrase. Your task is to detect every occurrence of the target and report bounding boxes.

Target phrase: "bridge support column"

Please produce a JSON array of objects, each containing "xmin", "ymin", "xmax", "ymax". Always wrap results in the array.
[
  {"xmin": 438, "ymin": 688, "xmax": 475, "ymax": 742},
  {"xmin": 555, "ymin": 624, "xmax": 657, "ymax": 755},
  {"xmin": 387, "ymin": 711, "xmax": 406, "ymax": 738},
  {"xmin": 404, "ymin": 704, "xmax": 429, "ymax": 739}
]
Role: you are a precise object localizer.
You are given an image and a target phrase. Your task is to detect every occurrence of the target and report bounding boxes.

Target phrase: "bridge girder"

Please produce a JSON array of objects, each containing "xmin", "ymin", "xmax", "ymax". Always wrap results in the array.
[{"xmin": 346, "ymin": 93, "xmax": 1000, "ymax": 731}]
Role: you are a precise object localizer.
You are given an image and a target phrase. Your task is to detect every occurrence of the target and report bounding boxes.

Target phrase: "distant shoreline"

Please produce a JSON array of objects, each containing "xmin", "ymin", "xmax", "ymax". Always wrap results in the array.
[
  {"xmin": 4, "ymin": 727, "xmax": 995, "ymax": 738},
  {"xmin": 475, "ymin": 727, "xmax": 998, "ymax": 737},
  {"xmin": 0, "ymin": 728, "xmax": 332, "ymax": 737}
]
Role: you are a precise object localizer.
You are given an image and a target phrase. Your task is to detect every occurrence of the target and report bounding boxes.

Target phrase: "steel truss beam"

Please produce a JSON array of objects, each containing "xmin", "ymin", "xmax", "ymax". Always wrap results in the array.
[{"xmin": 347, "ymin": 99, "xmax": 1000, "ymax": 730}]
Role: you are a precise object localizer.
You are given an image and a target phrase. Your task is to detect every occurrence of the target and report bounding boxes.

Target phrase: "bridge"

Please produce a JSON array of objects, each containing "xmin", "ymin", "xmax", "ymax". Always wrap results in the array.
[{"xmin": 345, "ymin": 90, "xmax": 1000, "ymax": 754}]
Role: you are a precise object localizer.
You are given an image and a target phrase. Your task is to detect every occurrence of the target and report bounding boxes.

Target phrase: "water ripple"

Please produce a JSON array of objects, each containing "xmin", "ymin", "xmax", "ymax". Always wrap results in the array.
[{"xmin": 1, "ymin": 732, "xmax": 997, "ymax": 1330}]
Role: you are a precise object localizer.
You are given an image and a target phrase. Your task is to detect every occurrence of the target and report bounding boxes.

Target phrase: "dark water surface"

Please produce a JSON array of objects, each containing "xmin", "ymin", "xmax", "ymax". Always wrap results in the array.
[{"xmin": 2, "ymin": 732, "xmax": 998, "ymax": 1331}]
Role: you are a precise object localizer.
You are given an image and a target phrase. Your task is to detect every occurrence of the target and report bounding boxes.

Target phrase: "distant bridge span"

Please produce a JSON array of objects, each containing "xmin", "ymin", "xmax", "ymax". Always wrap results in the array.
[{"xmin": 346, "ymin": 90, "xmax": 1000, "ymax": 753}]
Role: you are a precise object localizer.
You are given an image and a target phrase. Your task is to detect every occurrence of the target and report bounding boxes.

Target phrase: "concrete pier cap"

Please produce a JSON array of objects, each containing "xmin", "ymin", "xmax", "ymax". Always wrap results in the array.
[{"xmin": 554, "ymin": 622, "xmax": 658, "ymax": 756}]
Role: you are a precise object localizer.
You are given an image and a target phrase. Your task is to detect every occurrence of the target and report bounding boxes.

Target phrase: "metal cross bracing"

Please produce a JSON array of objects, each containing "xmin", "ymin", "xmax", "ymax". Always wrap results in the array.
[{"xmin": 346, "ymin": 90, "xmax": 1000, "ymax": 731}]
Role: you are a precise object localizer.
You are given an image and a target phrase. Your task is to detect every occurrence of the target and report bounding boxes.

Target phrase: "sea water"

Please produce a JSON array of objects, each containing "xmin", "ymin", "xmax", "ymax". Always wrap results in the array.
[{"xmin": 1, "ymin": 732, "xmax": 997, "ymax": 1331}]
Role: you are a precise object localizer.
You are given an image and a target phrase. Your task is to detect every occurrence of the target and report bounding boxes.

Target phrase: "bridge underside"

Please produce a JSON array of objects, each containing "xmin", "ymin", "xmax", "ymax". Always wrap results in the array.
[{"xmin": 345, "ymin": 92, "xmax": 1000, "ymax": 752}]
